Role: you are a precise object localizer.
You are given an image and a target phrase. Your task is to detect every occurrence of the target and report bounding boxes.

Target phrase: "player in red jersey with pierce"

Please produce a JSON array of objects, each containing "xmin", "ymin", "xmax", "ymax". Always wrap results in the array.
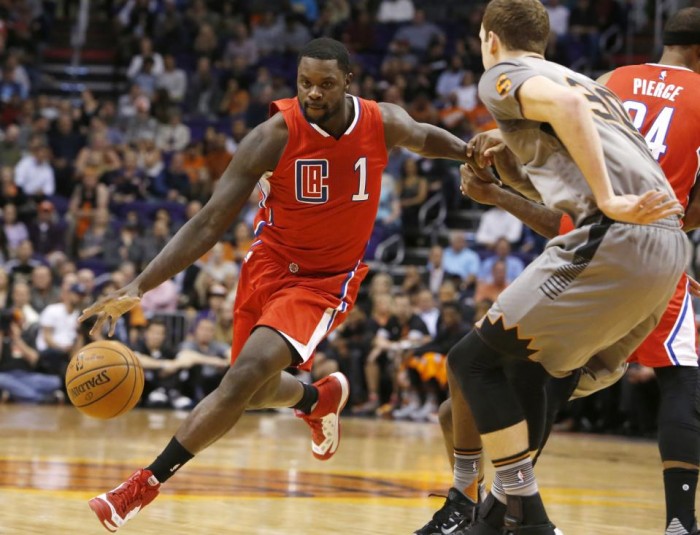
[
  {"xmin": 597, "ymin": 9, "xmax": 700, "ymax": 535},
  {"xmin": 79, "ymin": 38, "xmax": 472, "ymax": 532}
]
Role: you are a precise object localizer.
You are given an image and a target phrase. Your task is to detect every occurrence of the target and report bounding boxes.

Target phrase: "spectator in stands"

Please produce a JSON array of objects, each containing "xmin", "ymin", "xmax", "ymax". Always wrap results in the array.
[
  {"xmin": 194, "ymin": 282, "xmax": 228, "ymax": 325},
  {"xmin": 194, "ymin": 23, "xmax": 221, "ymax": 62},
  {"xmin": 182, "ymin": 141, "xmax": 210, "ymax": 200},
  {"xmin": 224, "ymin": 118, "xmax": 247, "ymax": 154},
  {"xmin": 569, "ymin": 0, "xmax": 599, "ymax": 64},
  {"xmin": 177, "ymin": 317, "xmax": 230, "ymax": 402},
  {"xmin": 0, "ymin": 318, "xmax": 62, "ymax": 404},
  {"xmin": 474, "ymin": 206, "xmax": 523, "ymax": 248},
  {"xmin": 443, "ymin": 231, "xmax": 481, "ymax": 290},
  {"xmin": 48, "ymin": 112, "xmax": 85, "ymax": 197},
  {"xmin": 290, "ymin": 0, "xmax": 319, "ymax": 23},
  {"xmin": 10, "ymin": 280, "xmax": 39, "ymax": 327},
  {"xmin": 187, "ymin": 57, "xmax": 222, "ymax": 119},
  {"xmin": 368, "ymin": 173, "xmax": 401, "ymax": 260},
  {"xmin": 67, "ymin": 163, "xmax": 109, "ymax": 248},
  {"xmin": 279, "ymin": 13, "xmax": 312, "ymax": 55},
  {"xmin": 132, "ymin": 318, "xmax": 191, "ymax": 410},
  {"xmin": 124, "ymin": 95, "xmax": 158, "ymax": 144},
  {"xmin": 76, "ymin": 268, "xmax": 96, "ymax": 299},
  {"xmin": 5, "ymin": 239, "xmax": 42, "ymax": 284},
  {"xmin": 0, "ymin": 124, "xmax": 21, "ymax": 167},
  {"xmin": 14, "ymin": 141, "xmax": 54, "ymax": 198},
  {"xmin": 77, "ymin": 208, "xmax": 114, "ymax": 263},
  {"xmin": 219, "ymin": 78, "xmax": 250, "ymax": 118},
  {"xmin": 478, "ymin": 238, "xmax": 525, "ymax": 285},
  {"xmin": 29, "ymin": 265, "xmax": 58, "ymax": 313},
  {"xmin": 377, "ymin": 0, "xmax": 415, "ymax": 23},
  {"xmin": 343, "ymin": 7, "xmax": 375, "ymax": 52},
  {"xmin": 474, "ymin": 259, "xmax": 509, "ymax": 303},
  {"xmin": 127, "ymin": 37, "xmax": 164, "ymax": 80},
  {"xmin": 415, "ymin": 287, "xmax": 440, "ymax": 338},
  {"xmin": 160, "ymin": 152, "xmax": 191, "ymax": 203},
  {"xmin": 140, "ymin": 278, "xmax": 179, "ymax": 316},
  {"xmin": 28, "ymin": 200, "xmax": 64, "ymax": 257},
  {"xmin": 245, "ymin": 84, "xmax": 274, "ymax": 129},
  {"xmin": 436, "ymin": 57, "xmax": 465, "ymax": 100},
  {"xmin": 2, "ymin": 204, "xmax": 29, "ymax": 256},
  {"xmin": 35, "ymin": 277, "xmax": 82, "ymax": 377},
  {"xmin": 426, "ymin": 244, "xmax": 449, "ymax": 296},
  {"xmin": 223, "ymin": 22, "xmax": 258, "ymax": 70},
  {"xmin": 74, "ymin": 130, "xmax": 121, "ymax": 179},
  {"xmin": 546, "ymin": 0, "xmax": 570, "ymax": 38},
  {"xmin": 153, "ymin": 0, "xmax": 186, "ymax": 54},
  {"xmin": 110, "ymin": 150, "xmax": 147, "ymax": 203},
  {"xmin": 129, "ymin": 217, "xmax": 171, "ymax": 272},
  {"xmin": 156, "ymin": 54, "xmax": 187, "ymax": 104},
  {"xmin": 133, "ymin": 56, "xmax": 158, "ymax": 98},
  {"xmin": 398, "ymin": 157, "xmax": 428, "ymax": 232},
  {"xmin": 452, "ymin": 70, "xmax": 478, "ymax": 112},
  {"xmin": 252, "ymin": 11, "xmax": 283, "ymax": 57}
]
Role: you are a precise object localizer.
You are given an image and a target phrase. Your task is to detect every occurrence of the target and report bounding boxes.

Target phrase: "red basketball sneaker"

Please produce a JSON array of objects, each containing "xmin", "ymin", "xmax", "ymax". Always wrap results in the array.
[
  {"xmin": 88, "ymin": 468, "xmax": 161, "ymax": 532},
  {"xmin": 295, "ymin": 371, "xmax": 350, "ymax": 460}
]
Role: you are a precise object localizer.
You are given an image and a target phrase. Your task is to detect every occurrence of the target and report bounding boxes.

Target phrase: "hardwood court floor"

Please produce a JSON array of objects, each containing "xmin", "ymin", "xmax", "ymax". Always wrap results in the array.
[{"xmin": 0, "ymin": 405, "xmax": 686, "ymax": 534}]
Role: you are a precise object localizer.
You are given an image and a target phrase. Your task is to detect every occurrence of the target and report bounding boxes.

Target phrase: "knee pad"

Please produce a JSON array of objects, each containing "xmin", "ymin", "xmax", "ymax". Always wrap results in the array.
[
  {"xmin": 656, "ymin": 366, "xmax": 700, "ymax": 465},
  {"xmin": 447, "ymin": 330, "xmax": 525, "ymax": 434}
]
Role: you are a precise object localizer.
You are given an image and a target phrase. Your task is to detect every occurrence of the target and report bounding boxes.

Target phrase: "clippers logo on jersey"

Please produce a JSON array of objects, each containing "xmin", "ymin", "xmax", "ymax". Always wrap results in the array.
[
  {"xmin": 295, "ymin": 159, "xmax": 329, "ymax": 203},
  {"xmin": 496, "ymin": 74, "xmax": 512, "ymax": 96}
]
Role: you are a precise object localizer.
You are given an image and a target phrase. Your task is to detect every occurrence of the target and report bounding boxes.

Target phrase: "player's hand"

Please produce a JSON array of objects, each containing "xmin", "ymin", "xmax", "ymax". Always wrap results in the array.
[
  {"xmin": 688, "ymin": 276, "xmax": 700, "ymax": 298},
  {"xmin": 466, "ymin": 129, "xmax": 506, "ymax": 169},
  {"xmin": 460, "ymin": 164, "xmax": 501, "ymax": 205},
  {"xmin": 598, "ymin": 190, "xmax": 683, "ymax": 225},
  {"xmin": 79, "ymin": 283, "xmax": 141, "ymax": 337}
]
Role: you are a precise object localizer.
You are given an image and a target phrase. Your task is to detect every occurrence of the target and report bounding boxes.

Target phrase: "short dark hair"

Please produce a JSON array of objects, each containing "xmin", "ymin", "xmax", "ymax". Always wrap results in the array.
[
  {"xmin": 297, "ymin": 38, "xmax": 351, "ymax": 74},
  {"xmin": 482, "ymin": 0, "xmax": 550, "ymax": 56},
  {"xmin": 664, "ymin": 7, "xmax": 700, "ymax": 45}
]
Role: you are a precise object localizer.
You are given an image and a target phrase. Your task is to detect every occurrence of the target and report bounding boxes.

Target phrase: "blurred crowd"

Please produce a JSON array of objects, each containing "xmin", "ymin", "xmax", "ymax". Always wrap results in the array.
[{"xmin": 0, "ymin": 0, "xmax": 695, "ymax": 440}]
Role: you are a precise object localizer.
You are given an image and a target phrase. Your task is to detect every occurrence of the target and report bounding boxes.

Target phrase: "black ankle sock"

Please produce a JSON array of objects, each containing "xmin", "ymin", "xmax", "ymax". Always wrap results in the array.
[
  {"xmin": 664, "ymin": 467, "xmax": 698, "ymax": 532},
  {"xmin": 292, "ymin": 383, "xmax": 318, "ymax": 414},
  {"xmin": 146, "ymin": 437, "xmax": 194, "ymax": 483}
]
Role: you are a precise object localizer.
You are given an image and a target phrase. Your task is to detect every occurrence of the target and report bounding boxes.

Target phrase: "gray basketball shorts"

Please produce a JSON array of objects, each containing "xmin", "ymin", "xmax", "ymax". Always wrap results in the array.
[{"xmin": 478, "ymin": 218, "xmax": 690, "ymax": 377}]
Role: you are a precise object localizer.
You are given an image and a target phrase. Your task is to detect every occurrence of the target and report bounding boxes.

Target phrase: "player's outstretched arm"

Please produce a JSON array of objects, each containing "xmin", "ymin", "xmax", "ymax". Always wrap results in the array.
[
  {"xmin": 378, "ymin": 102, "xmax": 468, "ymax": 161},
  {"xmin": 460, "ymin": 164, "xmax": 561, "ymax": 239},
  {"xmin": 80, "ymin": 115, "xmax": 288, "ymax": 336},
  {"xmin": 518, "ymin": 75, "xmax": 682, "ymax": 224}
]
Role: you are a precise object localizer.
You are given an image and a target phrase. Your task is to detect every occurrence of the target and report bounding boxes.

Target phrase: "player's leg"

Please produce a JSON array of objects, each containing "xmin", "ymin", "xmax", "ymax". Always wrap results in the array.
[
  {"xmin": 655, "ymin": 365, "xmax": 700, "ymax": 535},
  {"xmin": 447, "ymin": 329, "xmax": 555, "ymax": 534},
  {"xmin": 87, "ymin": 326, "xmax": 301, "ymax": 532},
  {"xmin": 414, "ymin": 372, "xmax": 484, "ymax": 535}
]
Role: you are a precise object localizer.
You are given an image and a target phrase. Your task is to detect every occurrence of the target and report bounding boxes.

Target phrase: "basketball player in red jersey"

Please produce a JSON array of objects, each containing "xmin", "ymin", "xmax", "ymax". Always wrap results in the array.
[
  {"xmin": 79, "ymin": 38, "xmax": 472, "ymax": 532},
  {"xmin": 596, "ymin": 9, "xmax": 700, "ymax": 535}
]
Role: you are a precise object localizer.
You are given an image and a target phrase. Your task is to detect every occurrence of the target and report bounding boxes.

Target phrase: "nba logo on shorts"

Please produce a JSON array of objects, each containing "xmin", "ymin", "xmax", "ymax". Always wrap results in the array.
[{"xmin": 296, "ymin": 159, "xmax": 329, "ymax": 203}]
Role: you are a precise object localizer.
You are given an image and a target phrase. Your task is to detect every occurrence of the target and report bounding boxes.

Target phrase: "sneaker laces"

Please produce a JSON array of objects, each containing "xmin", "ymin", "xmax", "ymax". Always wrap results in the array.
[
  {"xmin": 427, "ymin": 493, "xmax": 462, "ymax": 525},
  {"xmin": 109, "ymin": 476, "xmax": 144, "ymax": 517}
]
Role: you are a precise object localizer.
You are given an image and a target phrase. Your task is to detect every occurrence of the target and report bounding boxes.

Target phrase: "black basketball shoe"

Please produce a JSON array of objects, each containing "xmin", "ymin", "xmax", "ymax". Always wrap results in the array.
[{"xmin": 413, "ymin": 487, "xmax": 477, "ymax": 535}]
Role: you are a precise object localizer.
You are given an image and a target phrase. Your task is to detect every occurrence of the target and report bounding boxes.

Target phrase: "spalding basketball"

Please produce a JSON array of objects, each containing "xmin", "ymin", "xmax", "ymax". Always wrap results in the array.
[{"xmin": 65, "ymin": 340, "xmax": 144, "ymax": 419}]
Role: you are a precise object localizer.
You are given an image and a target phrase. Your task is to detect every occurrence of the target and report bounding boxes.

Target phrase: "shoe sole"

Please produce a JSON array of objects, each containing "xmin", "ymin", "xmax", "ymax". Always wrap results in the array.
[
  {"xmin": 88, "ymin": 496, "xmax": 119, "ymax": 533},
  {"xmin": 315, "ymin": 372, "xmax": 349, "ymax": 461}
]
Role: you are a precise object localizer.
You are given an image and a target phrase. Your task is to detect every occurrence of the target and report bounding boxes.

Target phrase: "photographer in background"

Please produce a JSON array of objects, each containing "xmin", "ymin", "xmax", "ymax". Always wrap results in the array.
[{"xmin": 0, "ymin": 308, "xmax": 62, "ymax": 404}]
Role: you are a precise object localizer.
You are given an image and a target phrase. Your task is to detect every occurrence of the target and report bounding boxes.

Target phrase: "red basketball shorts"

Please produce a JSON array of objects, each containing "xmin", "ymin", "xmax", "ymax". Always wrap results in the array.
[
  {"xmin": 628, "ymin": 273, "xmax": 698, "ymax": 368},
  {"xmin": 231, "ymin": 242, "xmax": 368, "ymax": 371}
]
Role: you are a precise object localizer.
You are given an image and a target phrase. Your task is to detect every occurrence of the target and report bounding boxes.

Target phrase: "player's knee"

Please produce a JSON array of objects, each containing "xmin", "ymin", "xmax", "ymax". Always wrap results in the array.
[
  {"xmin": 219, "ymin": 351, "xmax": 285, "ymax": 401},
  {"xmin": 656, "ymin": 366, "xmax": 700, "ymax": 465},
  {"xmin": 447, "ymin": 330, "xmax": 491, "ymax": 389}
]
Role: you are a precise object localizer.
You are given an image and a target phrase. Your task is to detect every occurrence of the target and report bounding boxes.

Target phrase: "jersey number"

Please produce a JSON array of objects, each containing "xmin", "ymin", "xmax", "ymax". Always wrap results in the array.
[
  {"xmin": 296, "ymin": 157, "xmax": 370, "ymax": 204},
  {"xmin": 622, "ymin": 101, "xmax": 674, "ymax": 161}
]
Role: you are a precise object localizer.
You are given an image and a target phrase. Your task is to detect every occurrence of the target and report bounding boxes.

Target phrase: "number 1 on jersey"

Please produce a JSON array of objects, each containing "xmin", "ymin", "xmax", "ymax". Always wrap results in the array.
[{"xmin": 352, "ymin": 156, "xmax": 369, "ymax": 201}]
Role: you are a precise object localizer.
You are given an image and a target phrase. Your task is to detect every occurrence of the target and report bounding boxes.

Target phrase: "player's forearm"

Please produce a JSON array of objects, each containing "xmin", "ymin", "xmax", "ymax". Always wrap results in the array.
[
  {"xmin": 493, "ymin": 156, "xmax": 542, "ymax": 202},
  {"xmin": 491, "ymin": 187, "xmax": 561, "ymax": 239},
  {"xmin": 683, "ymin": 184, "xmax": 700, "ymax": 230},
  {"xmin": 415, "ymin": 123, "xmax": 468, "ymax": 161}
]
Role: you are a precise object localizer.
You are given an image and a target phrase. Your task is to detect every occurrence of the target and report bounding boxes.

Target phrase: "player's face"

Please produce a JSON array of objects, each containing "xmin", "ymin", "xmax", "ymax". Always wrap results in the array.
[{"xmin": 297, "ymin": 57, "xmax": 350, "ymax": 126}]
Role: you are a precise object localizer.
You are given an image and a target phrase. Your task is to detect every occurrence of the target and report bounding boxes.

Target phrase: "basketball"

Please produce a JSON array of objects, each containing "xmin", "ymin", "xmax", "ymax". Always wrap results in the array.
[{"xmin": 65, "ymin": 340, "xmax": 144, "ymax": 419}]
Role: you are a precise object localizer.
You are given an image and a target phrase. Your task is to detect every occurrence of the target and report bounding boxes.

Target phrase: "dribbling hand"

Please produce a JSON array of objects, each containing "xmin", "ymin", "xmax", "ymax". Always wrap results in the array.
[
  {"xmin": 598, "ymin": 190, "xmax": 683, "ymax": 225},
  {"xmin": 79, "ymin": 283, "xmax": 142, "ymax": 337}
]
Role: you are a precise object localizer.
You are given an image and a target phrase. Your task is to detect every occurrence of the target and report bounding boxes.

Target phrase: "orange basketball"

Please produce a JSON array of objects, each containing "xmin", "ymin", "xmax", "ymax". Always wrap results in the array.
[{"xmin": 65, "ymin": 340, "xmax": 144, "ymax": 419}]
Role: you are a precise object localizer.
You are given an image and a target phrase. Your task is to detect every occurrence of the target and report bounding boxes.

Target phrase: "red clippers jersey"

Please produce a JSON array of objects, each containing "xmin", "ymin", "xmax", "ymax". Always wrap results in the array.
[
  {"xmin": 606, "ymin": 64, "xmax": 700, "ymax": 210},
  {"xmin": 253, "ymin": 96, "xmax": 388, "ymax": 275}
]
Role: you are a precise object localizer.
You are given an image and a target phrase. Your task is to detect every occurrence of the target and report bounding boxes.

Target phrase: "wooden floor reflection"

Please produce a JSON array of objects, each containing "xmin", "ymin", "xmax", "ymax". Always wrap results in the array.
[{"xmin": 0, "ymin": 405, "xmax": 687, "ymax": 534}]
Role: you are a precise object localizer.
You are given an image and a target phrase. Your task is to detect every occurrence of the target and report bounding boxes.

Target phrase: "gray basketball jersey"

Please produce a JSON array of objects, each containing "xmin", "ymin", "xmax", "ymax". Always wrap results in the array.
[{"xmin": 478, "ymin": 57, "xmax": 675, "ymax": 226}]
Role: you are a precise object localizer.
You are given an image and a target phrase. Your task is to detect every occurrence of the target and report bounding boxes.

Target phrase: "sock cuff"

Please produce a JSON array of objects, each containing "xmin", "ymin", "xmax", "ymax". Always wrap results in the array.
[
  {"xmin": 492, "ymin": 449, "xmax": 530, "ymax": 468},
  {"xmin": 454, "ymin": 447, "xmax": 482, "ymax": 458}
]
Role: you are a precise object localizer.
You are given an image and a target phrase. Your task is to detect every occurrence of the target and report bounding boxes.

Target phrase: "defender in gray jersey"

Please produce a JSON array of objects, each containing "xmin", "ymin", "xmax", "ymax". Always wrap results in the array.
[{"xmin": 445, "ymin": 1, "xmax": 688, "ymax": 534}]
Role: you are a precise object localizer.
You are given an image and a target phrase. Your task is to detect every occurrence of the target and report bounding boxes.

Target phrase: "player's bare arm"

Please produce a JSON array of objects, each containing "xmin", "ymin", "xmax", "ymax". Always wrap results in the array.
[
  {"xmin": 518, "ymin": 75, "xmax": 683, "ymax": 224},
  {"xmin": 682, "ymin": 180, "xmax": 700, "ymax": 230},
  {"xmin": 378, "ymin": 102, "xmax": 468, "ymax": 160},
  {"xmin": 460, "ymin": 164, "xmax": 561, "ymax": 239},
  {"xmin": 80, "ymin": 114, "xmax": 289, "ymax": 335}
]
